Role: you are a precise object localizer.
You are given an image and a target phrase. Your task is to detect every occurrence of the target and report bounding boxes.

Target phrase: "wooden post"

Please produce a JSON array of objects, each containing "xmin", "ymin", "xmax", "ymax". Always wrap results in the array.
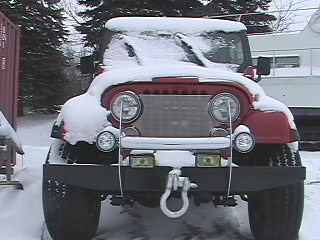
[{"xmin": 0, "ymin": 138, "xmax": 23, "ymax": 189}]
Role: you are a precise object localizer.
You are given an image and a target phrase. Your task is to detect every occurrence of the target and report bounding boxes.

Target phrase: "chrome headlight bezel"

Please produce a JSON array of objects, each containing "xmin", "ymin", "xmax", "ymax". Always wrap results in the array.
[
  {"xmin": 208, "ymin": 93, "xmax": 241, "ymax": 124},
  {"xmin": 234, "ymin": 132, "xmax": 255, "ymax": 153},
  {"xmin": 110, "ymin": 91, "xmax": 142, "ymax": 123},
  {"xmin": 96, "ymin": 131, "xmax": 117, "ymax": 152}
]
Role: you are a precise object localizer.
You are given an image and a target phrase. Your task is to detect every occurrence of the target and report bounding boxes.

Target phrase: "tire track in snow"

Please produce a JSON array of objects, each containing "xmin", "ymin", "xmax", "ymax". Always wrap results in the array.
[{"xmin": 94, "ymin": 198, "xmax": 254, "ymax": 240}]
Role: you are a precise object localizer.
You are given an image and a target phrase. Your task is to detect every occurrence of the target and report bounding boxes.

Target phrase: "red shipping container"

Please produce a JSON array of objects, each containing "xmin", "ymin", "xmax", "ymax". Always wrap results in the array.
[
  {"xmin": 0, "ymin": 11, "xmax": 20, "ymax": 129},
  {"xmin": 0, "ymin": 11, "xmax": 21, "ymax": 171}
]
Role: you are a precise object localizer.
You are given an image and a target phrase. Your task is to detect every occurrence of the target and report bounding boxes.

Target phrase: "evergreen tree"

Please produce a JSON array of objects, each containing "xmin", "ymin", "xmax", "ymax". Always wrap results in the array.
[
  {"xmin": 76, "ymin": 0, "xmax": 202, "ymax": 50},
  {"xmin": 191, "ymin": 0, "xmax": 276, "ymax": 33},
  {"xmin": 77, "ymin": 0, "xmax": 275, "ymax": 50},
  {"xmin": 0, "ymin": 0, "xmax": 68, "ymax": 113}
]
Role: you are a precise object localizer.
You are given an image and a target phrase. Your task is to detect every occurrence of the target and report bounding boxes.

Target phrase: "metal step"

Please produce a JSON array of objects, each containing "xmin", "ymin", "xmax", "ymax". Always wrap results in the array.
[{"xmin": 0, "ymin": 180, "xmax": 23, "ymax": 190}]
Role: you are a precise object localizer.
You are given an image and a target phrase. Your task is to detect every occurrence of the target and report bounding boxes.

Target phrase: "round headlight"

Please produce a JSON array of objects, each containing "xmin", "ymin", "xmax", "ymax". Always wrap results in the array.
[
  {"xmin": 208, "ymin": 93, "xmax": 240, "ymax": 124},
  {"xmin": 96, "ymin": 131, "xmax": 117, "ymax": 152},
  {"xmin": 111, "ymin": 91, "xmax": 141, "ymax": 123},
  {"xmin": 234, "ymin": 132, "xmax": 255, "ymax": 153}
]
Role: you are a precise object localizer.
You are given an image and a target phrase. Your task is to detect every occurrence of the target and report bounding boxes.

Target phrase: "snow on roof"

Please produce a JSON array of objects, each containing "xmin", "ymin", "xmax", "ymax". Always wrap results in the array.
[
  {"xmin": 0, "ymin": 111, "xmax": 23, "ymax": 154},
  {"xmin": 105, "ymin": 17, "xmax": 247, "ymax": 34}
]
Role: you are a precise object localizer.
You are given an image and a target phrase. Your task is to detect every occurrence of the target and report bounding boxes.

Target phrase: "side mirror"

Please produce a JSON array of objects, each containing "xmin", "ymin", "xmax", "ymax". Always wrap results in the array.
[
  {"xmin": 80, "ymin": 56, "xmax": 95, "ymax": 74},
  {"xmin": 256, "ymin": 56, "xmax": 271, "ymax": 76}
]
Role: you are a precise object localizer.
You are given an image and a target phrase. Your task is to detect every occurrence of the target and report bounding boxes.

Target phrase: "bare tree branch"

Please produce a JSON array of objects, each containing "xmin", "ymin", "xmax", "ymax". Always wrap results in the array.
[{"xmin": 270, "ymin": 0, "xmax": 305, "ymax": 32}]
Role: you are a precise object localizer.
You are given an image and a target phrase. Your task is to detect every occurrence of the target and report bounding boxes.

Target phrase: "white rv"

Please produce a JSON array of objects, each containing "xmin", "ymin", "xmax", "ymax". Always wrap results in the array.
[{"xmin": 249, "ymin": 9, "xmax": 320, "ymax": 148}]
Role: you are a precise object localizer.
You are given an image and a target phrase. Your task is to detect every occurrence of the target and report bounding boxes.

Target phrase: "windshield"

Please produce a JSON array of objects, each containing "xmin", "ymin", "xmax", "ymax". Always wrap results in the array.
[
  {"xmin": 103, "ymin": 31, "xmax": 246, "ymax": 71},
  {"xmin": 199, "ymin": 32, "xmax": 244, "ymax": 64}
]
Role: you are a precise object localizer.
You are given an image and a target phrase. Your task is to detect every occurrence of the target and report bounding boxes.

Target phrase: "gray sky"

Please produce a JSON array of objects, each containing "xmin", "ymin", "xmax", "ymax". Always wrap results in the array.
[{"xmin": 270, "ymin": 0, "xmax": 319, "ymax": 31}]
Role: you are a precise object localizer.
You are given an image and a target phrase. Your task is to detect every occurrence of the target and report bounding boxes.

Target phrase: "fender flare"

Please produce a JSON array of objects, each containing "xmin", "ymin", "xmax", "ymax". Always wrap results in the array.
[{"xmin": 242, "ymin": 110, "xmax": 299, "ymax": 144}]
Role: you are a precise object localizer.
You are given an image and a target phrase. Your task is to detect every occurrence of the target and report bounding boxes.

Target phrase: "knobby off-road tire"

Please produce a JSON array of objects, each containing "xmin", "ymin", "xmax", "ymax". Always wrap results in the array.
[
  {"xmin": 42, "ymin": 140, "xmax": 101, "ymax": 240},
  {"xmin": 248, "ymin": 144, "xmax": 304, "ymax": 240}
]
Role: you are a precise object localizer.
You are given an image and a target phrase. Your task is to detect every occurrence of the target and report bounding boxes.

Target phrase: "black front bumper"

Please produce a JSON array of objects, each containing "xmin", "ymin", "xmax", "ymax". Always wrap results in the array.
[{"xmin": 43, "ymin": 164, "xmax": 306, "ymax": 194}]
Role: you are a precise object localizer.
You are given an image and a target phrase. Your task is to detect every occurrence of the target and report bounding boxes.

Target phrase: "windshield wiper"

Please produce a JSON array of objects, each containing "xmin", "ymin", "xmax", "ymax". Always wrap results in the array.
[
  {"xmin": 120, "ymin": 35, "xmax": 143, "ymax": 66},
  {"xmin": 174, "ymin": 33, "xmax": 210, "ymax": 67}
]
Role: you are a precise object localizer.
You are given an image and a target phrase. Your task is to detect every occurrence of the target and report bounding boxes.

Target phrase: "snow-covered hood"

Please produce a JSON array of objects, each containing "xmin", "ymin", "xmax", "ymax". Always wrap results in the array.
[
  {"xmin": 58, "ymin": 64, "xmax": 295, "ymax": 144},
  {"xmin": 88, "ymin": 65, "xmax": 246, "ymax": 96}
]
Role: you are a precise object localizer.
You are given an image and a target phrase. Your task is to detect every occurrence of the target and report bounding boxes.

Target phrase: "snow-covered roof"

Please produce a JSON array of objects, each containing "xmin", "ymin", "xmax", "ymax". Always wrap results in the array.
[
  {"xmin": 105, "ymin": 17, "xmax": 247, "ymax": 34},
  {"xmin": 0, "ymin": 111, "xmax": 23, "ymax": 154}
]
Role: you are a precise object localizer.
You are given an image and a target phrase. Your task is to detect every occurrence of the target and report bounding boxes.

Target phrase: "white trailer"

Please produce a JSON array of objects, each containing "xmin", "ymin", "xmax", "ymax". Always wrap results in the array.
[{"xmin": 249, "ymin": 8, "xmax": 320, "ymax": 149}]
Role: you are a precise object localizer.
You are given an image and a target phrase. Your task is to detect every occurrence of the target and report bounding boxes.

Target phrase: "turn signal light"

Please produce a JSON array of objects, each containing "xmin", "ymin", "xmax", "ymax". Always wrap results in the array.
[
  {"xmin": 130, "ymin": 155, "xmax": 155, "ymax": 168},
  {"xmin": 196, "ymin": 154, "xmax": 221, "ymax": 167}
]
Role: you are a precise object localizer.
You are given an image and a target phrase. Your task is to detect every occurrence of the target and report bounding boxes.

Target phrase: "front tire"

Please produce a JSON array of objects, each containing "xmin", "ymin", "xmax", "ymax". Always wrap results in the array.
[
  {"xmin": 43, "ymin": 140, "xmax": 101, "ymax": 240},
  {"xmin": 248, "ymin": 144, "xmax": 304, "ymax": 240}
]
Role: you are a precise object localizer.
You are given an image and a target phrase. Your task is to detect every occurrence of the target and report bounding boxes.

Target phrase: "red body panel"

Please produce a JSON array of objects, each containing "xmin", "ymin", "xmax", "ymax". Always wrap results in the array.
[
  {"xmin": 101, "ymin": 82, "xmax": 252, "ymax": 129},
  {"xmin": 242, "ymin": 110, "xmax": 292, "ymax": 143},
  {"xmin": 100, "ymin": 81, "xmax": 294, "ymax": 143},
  {"xmin": 101, "ymin": 82, "xmax": 253, "ymax": 108}
]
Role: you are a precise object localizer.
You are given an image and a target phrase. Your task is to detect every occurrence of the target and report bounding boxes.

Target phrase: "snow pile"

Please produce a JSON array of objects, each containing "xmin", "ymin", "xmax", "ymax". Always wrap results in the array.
[
  {"xmin": 0, "ymin": 110, "xmax": 23, "ymax": 153},
  {"xmin": 0, "ymin": 167, "xmax": 44, "ymax": 240},
  {"xmin": 106, "ymin": 17, "xmax": 247, "ymax": 34},
  {"xmin": 56, "ymin": 94, "xmax": 109, "ymax": 145},
  {"xmin": 0, "ymin": 114, "xmax": 53, "ymax": 240}
]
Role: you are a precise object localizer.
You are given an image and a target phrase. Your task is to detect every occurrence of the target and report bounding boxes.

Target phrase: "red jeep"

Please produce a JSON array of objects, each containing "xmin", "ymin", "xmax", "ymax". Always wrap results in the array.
[{"xmin": 43, "ymin": 17, "xmax": 305, "ymax": 240}]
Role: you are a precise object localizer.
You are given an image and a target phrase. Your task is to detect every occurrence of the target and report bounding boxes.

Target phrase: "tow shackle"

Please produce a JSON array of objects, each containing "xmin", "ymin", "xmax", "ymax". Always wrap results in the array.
[{"xmin": 160, "ymin": 170, "xmax": 197, "ymax": 218}]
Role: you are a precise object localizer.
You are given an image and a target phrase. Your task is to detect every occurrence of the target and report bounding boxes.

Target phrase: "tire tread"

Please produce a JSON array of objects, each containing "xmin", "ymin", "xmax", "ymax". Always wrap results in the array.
[{"xmin": 248, "ymin": 144, "xmax": 304, "ymax": 240}]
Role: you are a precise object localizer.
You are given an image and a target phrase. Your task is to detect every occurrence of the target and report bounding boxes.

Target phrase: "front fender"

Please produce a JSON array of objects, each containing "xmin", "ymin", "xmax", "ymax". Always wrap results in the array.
[
  {"xmin": 51, "ymin": 94, "xmax": 110, "ymax": 145},
  {"xmin": 242, "ymin": 110, "xmax": 299, "ymax": 144}
]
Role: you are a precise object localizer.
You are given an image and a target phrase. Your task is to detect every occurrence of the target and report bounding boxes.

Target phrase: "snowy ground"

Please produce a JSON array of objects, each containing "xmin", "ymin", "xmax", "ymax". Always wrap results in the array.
[{"xmin": 0, "ymin": 114, "xmax": 319, "ymax": 240}]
